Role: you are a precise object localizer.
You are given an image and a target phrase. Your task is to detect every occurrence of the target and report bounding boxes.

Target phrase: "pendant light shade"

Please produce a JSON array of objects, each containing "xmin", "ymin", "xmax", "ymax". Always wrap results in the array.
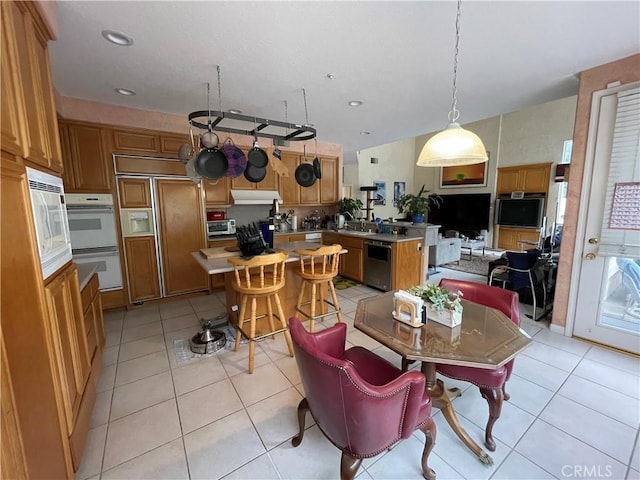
[
  {"xmin": 417, "ymin": 122, "xmax": 488, "ymax": 166},
  {"xmin": 417, "ymin": 0, "xmax": 488, "ymax": 168}
]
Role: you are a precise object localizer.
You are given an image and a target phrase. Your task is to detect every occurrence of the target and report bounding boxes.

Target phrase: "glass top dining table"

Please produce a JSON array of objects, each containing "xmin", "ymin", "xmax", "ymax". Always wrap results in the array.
[{"xmin": 354, "ymin": 291, "xmax": 532, "ymax": 465}]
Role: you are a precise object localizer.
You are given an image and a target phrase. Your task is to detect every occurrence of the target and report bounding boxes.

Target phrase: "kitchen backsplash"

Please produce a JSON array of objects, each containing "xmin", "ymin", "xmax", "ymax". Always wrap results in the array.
[{"xmin": 214, "ymin": 205, "xmax": 339, "ymax": 231}]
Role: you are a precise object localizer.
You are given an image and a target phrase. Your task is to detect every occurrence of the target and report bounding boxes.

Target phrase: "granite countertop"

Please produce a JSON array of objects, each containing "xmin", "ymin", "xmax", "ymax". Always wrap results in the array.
[
  {"xmin": 192, "ymin": 241, "xmax": 347, "ymax": 275},
  {"xmin": 327, "ymin": 230, "xmax": 423, "ymax": 243},
  {"xmin": 75, "ymin": 262, "xmax": 100, "ymax": 291}
]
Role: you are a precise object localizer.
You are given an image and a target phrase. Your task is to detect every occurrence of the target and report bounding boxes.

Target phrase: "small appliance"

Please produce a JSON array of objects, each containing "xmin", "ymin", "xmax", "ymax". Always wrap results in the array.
[
  {"xmin": 206, "ymin": 219, "xmax": 236, "ymax": 237},
  {"xmin": 207, "ymin": 210, "xmax": 225, "ymax": 221},
  {"xmin": 26, "ymin": 167, "xmax": 72, "ymax": 279}
]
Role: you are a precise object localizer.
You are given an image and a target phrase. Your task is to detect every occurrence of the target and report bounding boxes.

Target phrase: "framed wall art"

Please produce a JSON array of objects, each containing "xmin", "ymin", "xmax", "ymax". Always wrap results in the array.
[
  {"xmin": 440, "ymin": 156, "xmax": 489, "ymax": 188},
  {"xmin": 393, "ymin": 181, "xmax": 406, "ymax": 206},
  {"xmin": 373, "ymin": 181, "xmax": 386, "ymax": 205}
]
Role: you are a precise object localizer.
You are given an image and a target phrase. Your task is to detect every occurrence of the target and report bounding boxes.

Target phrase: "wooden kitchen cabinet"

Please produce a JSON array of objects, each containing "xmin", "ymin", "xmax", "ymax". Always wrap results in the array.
[
  {"xmin": 2, "ymin": 1, "xmax": 61, "ymax": 172},
  {"xmin": 112, "ymin": 127, "xmax": 188, "ymax": 158},
  {"xmin": 80, "ymin": 273, "xmax": 106, "ymax": 364},
  {"xmin": 118, "ymin": 177, "xmax": 152, "ymax": 208},
  {"xmin": 124, "ymin": 236, "xmax": 162, "ymax": 302},
  {"xmin": 279, "ymin": 152, "xmax": 301, "ymax": 205},
  {"xmin": 391, "ymin": 239, "xmax": 422, "ymax": 290},
  {"xmin": 204, "ymin": 177, "xmax": 231, "ymax": 205},
  {"xmin": 334, "ymin": 235, "xmax": 364, "ymax": 282},
  {"xmin": 279, "ymin": 153, "xmax": 339, "ymax": 206},
  {"xmin": 319, "ymin": 156, "xmax": 339, "ymax": 204},
  {"xmin": 1, "ymin": 2, "xmax": 28, "ymax": 160},
  {"xmin": 43, "ymin": 263, "xmax": 91, "ymax": 435},
  {"xmin": 497, "ymin": 163, "xmax": 552, "ymax": 195},
  {"xmin": 274, "ymin": 233, "xmax": 305, "ymax": 245},
  {"xmin": 61, "ymin": 121, "xmax": 113, "ymax": 192},
  {"xmin": 497, "ymin": 226, "xmax": 541, "ymax": 251},
  {"xmin": 156, "ymin": 179, "xmax": 208, "ymax": 296},
  {"xmin": 230, "ymin": 147, "xmax": 278, "ymax": 191}
]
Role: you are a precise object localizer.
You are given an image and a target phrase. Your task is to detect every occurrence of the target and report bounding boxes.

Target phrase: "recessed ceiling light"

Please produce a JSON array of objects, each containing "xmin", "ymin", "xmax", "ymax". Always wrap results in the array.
[
  {"xmin": 228, "ymin": 109, "xmax": 242, "ymax": 114},
  {"xmin": 101, "ymin": 30, "xmax": 133, "ymax": 46},
  {"xmin": 360, "ymin": 131, "xmax": 370, "ymax": 136},
  {"xmin": 348, "ymin": 101, "xmax": 363, "ymax": 107},
  {"xmin": 115, "ymin": 88, "xmax": 136, "ymax": 96}
]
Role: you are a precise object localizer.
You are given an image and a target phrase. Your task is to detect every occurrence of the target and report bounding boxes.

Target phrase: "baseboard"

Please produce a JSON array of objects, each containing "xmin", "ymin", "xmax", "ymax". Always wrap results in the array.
[{"xmin": 549, "ymin": 323, "xmax": 565, "ymax": 335}]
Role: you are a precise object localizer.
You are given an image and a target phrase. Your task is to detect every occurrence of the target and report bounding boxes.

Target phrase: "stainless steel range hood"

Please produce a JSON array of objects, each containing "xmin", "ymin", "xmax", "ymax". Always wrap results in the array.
[{"xmin": 230, "ymin": 190, "xmax": 282, "ymax": 205}]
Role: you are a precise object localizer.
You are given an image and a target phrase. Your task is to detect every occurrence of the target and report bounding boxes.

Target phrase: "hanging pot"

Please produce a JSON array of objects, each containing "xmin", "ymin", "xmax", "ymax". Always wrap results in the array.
[
  {"xmin": 244, "ymin": 163, "xmax": 267, "ymax": 183},
  {"xmin": 295, "ymin": 145, "xmax": 317, "ymax": 187},
  {"xmin": 247, "ymin": 139, "xmax": 269, "ymax": 168},
  {"xmin": 312, "ymin": 139, "xmax": 321, "ymax": 178},
  {"xmin": 220, "ymin": 138, "xmax": 247, "ymax": 178},
  {"xmin": 295, "ymin": 162, "xmax": 316, "ymax": 187},
  {"xmin": 312, "ymin": 157, "xmax": 321, "ymax": 179},
  {"xmin": 194, "ymin": 147, "xmax": 228, "ymax": 179}
]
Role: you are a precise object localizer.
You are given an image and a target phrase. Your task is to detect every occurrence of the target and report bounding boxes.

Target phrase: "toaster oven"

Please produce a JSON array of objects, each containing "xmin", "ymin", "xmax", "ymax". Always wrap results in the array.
[{"xmin": 207, "ymin": 219, "xmax": 236, "ymax": 237}]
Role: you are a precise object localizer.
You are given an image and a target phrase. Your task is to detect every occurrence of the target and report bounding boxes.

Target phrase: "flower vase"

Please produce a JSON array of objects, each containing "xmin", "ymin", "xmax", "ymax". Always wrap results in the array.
[{"xmin": 426, "ymin": 303, "xmax": 462, "ymax": 328}]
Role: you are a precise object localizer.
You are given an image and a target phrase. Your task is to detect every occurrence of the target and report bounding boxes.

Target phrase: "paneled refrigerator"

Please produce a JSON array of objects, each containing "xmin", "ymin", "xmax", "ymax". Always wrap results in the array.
[{"xmin": 117, "ymin": 175, "xmax": 207, "ymax": 304}]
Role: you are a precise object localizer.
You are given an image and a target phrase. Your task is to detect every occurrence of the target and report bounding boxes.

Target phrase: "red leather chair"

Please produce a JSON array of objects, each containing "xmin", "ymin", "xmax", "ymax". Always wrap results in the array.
[
  {"xmin": 436, "ymin": 278, "xmax": 520, "ymax": 452},
  {"xmin": 288, "ymin": 317, "xmax": 437, "ymax": 480}
]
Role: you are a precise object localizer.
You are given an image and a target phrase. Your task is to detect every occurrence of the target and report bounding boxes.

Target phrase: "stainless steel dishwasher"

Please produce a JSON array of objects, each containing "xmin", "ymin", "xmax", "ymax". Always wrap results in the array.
[{"xmin": 363, "ymin": 240, "xmax": 393, "ymax": 291}]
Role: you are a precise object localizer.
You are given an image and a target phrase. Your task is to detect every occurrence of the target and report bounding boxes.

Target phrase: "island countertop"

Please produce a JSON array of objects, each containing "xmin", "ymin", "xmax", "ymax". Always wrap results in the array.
[
  {"xmin": 192, "ymin": 241, "xmax": 346, "ymax": 275},
  {"xmin": 326, "ymin": 230, "xmax": 424, "ymax": 243}
]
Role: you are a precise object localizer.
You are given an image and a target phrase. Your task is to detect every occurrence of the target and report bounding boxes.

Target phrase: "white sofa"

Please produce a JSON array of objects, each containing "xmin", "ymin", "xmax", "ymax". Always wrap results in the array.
[{"xmin": 429, "ymin": 238, "xmax": 462, "ymax": 266}]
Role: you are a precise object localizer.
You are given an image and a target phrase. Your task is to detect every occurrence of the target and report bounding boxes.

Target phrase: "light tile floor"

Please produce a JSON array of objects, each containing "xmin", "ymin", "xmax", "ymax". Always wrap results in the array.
[{"xmin": 78, "ymin": 268, "xmax": 640, "ymax": 480}]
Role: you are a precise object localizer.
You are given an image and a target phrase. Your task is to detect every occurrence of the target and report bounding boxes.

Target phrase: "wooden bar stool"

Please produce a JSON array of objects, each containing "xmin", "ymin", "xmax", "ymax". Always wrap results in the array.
[
  {"xmin": 228, "ymin": 251, "xmax": 294, "ymax": 373},
  {"xmin": 293, "ymin": 244, "xmax": 343, "ymax": 332}
]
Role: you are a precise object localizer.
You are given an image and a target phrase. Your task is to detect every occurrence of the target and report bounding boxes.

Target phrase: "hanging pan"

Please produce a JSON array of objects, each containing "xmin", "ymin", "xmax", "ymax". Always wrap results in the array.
[
  {"xmin": 247, "ymin": 126, "xmax": 269, "ymax": 168},
  {"xmin": 220, "ymin": 138, "xmax": 247, "ymax": 178},
  {"xmin": 295, "ymin": 145, "xmax": 316, "ymax": 187},
  {"xmin": 312, "ymin": 139, "xmax": 321, "ymax": 179},
  {"xmin": 194, "ymin": 147, "xmax": 228, "ymax": 179},
  {"xmin": 243, "ymin": 163, "xmax": 267, "ymax": 183}
]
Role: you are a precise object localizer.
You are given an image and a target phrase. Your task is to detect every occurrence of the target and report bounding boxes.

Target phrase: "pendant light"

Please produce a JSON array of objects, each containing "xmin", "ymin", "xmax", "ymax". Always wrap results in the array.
[{"xmin": 417, "ymin": 0, "xmax": 488, "ymax": 167}]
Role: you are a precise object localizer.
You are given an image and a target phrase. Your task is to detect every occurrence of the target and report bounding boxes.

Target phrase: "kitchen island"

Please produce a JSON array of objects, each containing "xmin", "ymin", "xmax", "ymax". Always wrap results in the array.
[
  {"xmin": 322, "ymin": 230, "xmax": 425, "ymax": 289},
  {"xmin": 192, "ymin": 241, "xmax": 347, "ymax": 328}
]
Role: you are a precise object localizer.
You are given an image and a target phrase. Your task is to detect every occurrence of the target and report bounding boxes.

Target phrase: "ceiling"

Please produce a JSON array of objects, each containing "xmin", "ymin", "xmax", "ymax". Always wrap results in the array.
[{"xmin": 48, "ymin": 1, "xmax": 640, "ymax": 164}]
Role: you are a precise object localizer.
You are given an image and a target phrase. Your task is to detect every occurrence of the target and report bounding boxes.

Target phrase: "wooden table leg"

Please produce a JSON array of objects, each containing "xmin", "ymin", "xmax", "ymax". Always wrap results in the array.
[{"xmin": 421, "ymin": 362, "xmax": 494, "ymax": 465}]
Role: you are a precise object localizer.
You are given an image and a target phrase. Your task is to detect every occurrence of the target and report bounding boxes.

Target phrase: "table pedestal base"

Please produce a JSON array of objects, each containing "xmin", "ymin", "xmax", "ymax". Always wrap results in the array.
[{"xmin": 421, "ymin": 363, "xmax": 494, "ymax": 465}]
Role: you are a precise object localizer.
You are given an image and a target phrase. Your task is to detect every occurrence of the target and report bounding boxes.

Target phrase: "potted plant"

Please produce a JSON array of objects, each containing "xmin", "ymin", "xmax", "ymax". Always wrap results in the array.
[
  {"xmin": 407, "ymin": 284, "xmax": 463, "ymax": 327},
  {"xmin": 396, "ymin": 185, "xmax": 442, "ymax": 224},
  {"xmin": 336, "ymin": 197, "xmax": 363, "ymax": 220}
]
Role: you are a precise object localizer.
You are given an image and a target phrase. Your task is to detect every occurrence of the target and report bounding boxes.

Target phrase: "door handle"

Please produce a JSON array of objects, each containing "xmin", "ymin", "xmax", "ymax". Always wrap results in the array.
[
  {"xmin": 588, "ymin": 238, "xmax": 599, "ymax": 244},
  {"xmin": 585, "ymin": 253, "xmax": 596, "ymax": 260}
]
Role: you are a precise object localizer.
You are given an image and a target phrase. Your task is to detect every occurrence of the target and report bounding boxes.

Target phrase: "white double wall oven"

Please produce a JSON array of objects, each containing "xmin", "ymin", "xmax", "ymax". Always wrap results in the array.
[{"xmin": 66, "ymin": 193, "xmax": 123, "ymax": 290}]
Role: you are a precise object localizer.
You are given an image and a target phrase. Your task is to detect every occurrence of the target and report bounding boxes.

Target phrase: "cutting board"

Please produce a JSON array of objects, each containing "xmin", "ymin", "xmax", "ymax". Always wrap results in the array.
[{"xmin": 199, "ymin": 247, "xmax": 241, "ymax": 260}]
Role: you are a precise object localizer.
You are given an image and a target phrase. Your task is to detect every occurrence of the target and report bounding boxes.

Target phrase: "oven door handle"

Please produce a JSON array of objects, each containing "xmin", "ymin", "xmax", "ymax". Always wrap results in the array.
[
  {"xmin": 66, "ymin": 207, "xmax": 114, "ymax": 215},
  {"xmin": 365, "ymin": 241, "xmax": 392, "ymax": 249},
  {"xmin": 72, "ymin": 246, "xmax": 119, "ymax": 258}
]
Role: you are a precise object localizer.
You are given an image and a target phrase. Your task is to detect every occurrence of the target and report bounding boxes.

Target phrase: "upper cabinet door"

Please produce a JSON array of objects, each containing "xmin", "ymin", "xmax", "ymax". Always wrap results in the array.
[
  {"xmin": 31, "ymin": 27, "xmax": 62, "ymax": 172},
  {"xmin": 118, "ymin": 177, "xmax": 151, "ymax": 208},
  {"xmin": 319, "ymin": 156, "xmax": 338, "ymax": 204},
  {"xmin": 279, "ymin": 153, "xmax": 300, "ymax": 205},
  {"xmin": 6, "ymin": 2, "xmax": 49, "ymax": 168},
  {"xmin": 66, "ymin": 124, "xmax": 113, "ymax": 192},
  {"xmin": 0, "ymin": 3, "xmax": 27, "ymax": 159}
]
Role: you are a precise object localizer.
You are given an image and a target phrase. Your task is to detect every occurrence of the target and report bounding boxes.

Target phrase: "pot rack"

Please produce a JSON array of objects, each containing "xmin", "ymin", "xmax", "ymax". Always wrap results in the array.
[{"xmin": 188, "ymin": 110, "xmax": 316, "ymax": 145}]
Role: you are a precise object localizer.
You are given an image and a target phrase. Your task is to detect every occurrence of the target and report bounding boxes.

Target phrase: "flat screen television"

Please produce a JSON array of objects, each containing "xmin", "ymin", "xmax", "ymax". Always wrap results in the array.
[
  {"xmin": 495, "ymin": 197, "xmax": 545, "ymax": 228},
  {"xmin": 426, "ymin": 193, "xmax": 491, "ymax": 233}
]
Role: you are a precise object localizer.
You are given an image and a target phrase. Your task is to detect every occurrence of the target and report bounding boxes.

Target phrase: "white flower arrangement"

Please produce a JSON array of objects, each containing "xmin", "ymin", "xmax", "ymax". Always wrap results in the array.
[{"xmin": 407, "ymin": 284, "xmax": 464, "ymax": 314}]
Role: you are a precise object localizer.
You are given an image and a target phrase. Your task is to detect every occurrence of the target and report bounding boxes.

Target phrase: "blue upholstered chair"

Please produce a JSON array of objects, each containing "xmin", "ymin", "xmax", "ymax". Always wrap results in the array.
[{"xmin": 489, "ymin": 249, "xmax": 548, "ymax": 321}]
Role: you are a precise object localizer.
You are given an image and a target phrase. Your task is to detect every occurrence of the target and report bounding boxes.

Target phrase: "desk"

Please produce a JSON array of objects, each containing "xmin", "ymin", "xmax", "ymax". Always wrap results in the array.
[{"xmin": 354, "ymin": 292, "xmax": 531, "ymax": 465}]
